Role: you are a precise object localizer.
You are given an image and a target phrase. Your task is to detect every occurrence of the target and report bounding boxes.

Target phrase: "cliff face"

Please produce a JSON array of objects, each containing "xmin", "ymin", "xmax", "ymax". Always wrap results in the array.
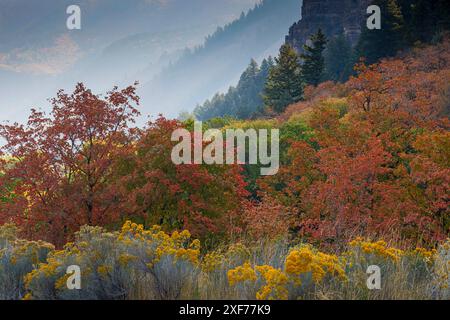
[{"xmin": 286, "ymin": 0, "xmax": 372, "ymax": 53}]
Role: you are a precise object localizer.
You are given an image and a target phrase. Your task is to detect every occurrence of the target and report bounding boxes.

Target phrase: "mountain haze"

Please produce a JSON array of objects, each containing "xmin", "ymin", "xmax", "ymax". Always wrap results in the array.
[
  {"xmin": 0, "ymin": 0, "xmax": 259, "ymax": 123},
  {"xmin": 140, "ymin": 0, "xmax": 302, "ymax": 118}
]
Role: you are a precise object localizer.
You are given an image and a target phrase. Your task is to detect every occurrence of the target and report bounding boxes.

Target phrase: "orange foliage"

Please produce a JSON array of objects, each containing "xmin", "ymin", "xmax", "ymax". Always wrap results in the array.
[
  {"xmin": 119, "ymin": 117, "xmax": 249, "ymax": 238},
  {"xmin": 0, "ymin": 88, "xmax": 249, "ymax": 245},
  {"xmin": 239, "ymin": 195, "xmax": 292, "ymax": 240},
  {"xmin": 347, "ymin": 39, "xmax": 450, "ymax": 127},
  {"xmin": 259, "ymin": 40, "xmax": 450, "ymax": 247},
  {"xmin": 279, "ymin": 81, "xmax": 348, "ymax": 122}
]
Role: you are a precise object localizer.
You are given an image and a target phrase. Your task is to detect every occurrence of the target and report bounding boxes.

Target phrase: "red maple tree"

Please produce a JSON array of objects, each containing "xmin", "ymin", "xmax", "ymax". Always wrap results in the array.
[{"xmin": 0, "ymin": 83, "xmax": 140, "ymax": 245}]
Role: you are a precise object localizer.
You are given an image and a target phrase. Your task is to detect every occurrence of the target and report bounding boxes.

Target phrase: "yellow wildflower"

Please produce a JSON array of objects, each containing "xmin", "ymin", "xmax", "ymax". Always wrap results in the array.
[
  {"xmin": 227, "ymin": 262, "xmax": 257, "ymax": 286},
  {"xmin": 255, "ymin": 265, "xmax": 288, "ymax": 300},
  {"xmin": 285, "ymin": 245, "xmax": 346, "ymax": 284},
  {"xmin": 350, "ymin": 238, "xmax": 403, "ymax": 262}
]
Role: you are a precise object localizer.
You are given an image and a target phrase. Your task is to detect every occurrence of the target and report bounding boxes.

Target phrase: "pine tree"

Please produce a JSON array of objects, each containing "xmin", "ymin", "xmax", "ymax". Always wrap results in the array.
[
  {"xmin": 356, "ymin": 0, "xmax": 405, "ymax": 64},
  {"xmin": 255, "ymin": 57, "xmax": 274, "ymax": 114},
  {"xmin": 234, "ymin": 59, "xmax": 261, "ymax": 119},
  {"xmin": 404, "ymin": 0, "xmax": 450, "ymax": 43},
  {"xmin": 324, "ymin": 34, "xmax": 354, "ymax": 82},
  {"xmin": 194, "ymin": 58, "xmax": 274, "ymax": 120},
  {"xmin": 264, "ymin": 44, "xmax": 304, "ymax": 113},
  {"xmin": 300, "ymin": 28, "xmax": 328, "ymax": 86},
  {"xmin": 258, "ymin": 57, "xmax": 275, "ymax": 86}
]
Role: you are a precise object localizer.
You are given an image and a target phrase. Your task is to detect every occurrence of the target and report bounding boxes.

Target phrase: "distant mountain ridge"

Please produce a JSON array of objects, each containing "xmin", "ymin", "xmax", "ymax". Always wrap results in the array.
[
  {"xmin": 0, "ymin": 0, "xmax": 259, "ymax": 53},
  {"xmin": 140, "ymin": 0, "xmax": 302, "ymax": 117},
  {"xmin": 191, "ymin": 0, "xmax": 371, "ymax": 121},
  {"xmin": 0, "ymin": 0, "xmax": 259, "ymax": 124}
]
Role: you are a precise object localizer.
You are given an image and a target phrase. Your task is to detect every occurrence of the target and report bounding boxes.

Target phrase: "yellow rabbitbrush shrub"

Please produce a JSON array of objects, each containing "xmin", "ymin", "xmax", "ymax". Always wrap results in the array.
[
  {"xmin": 255, "ymin": 265, "xmax": 289, "ymax": 300},
  {"xmin": 201, "ymin": 242, "xmax": 251, "ymax": 274},
  {"xmin": 285, "ymin": 245, "xmax": 347, "ymax": 284},
  {"xmin": 336, "ymin": 238, "xmax": 449, "ymax": 300},
  {"xmin": 227, "ymin": 245, "xmax": 346, "ymax": 300},
  {"xmin": 0, "ymin": 224, "xmax": 54, "ymax": 300},
  {"xmin": 432, "ymin": 239, "xmax": 450, "ymax": 299},
  {"xmin": 119, "ymin": 220, "xmax": 200, "ymax": 266},
  {"xmin": 24, "ymin": 221, "xmax": 201, "ymax": 300},
  {"xmin": 227, "ymin": 263, "xmax": 289, "ymax": 300},
  {"xmin": 411, "ymin": 247, "xmax": 438, "ymax": 265},
  {"xmin": 0, "ymin": 221, "xmax": 448, "ymax": 300},
  {"xmin": 227, "ymin": 262, "xmax": 257, "ymax": 286},
  {"xmin": 199, "ymin": 242, "xmax": 255, "ymax": 300},
  {"xmin": 348, "ymin": 238, "xmax": 404, "ymax": 263},
  {"xmin": 225, "ymin": 240, "xmax": 450, "ymax": 300}
]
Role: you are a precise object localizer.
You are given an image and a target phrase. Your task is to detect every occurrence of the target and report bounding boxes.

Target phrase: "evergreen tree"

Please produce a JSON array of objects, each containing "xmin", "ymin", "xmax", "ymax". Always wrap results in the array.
[
  {"xmin": 324, "ymin": 34, "xmax": 354, "ymax": 82},
  {"xmin": 177, "ymin": 110, "xmax": 195, "ymax": 121},
  {"xmin": 401, "ymin": 0, "xmax": 450, "ymax": 43},
  {"xmin": 300, "ymin": 28, "xmax": 328, "ymax": 86},
  {"xmin": 194, "ymin": 58, "xmax": 274, "ymax": 120},
  {"xmin": 264, "ymin": 44, "xmax": 304, "ymax": 113},
  {"xmin": 356, "ymin": 0, "xmax": 406, "ymax": 64},
  {"xmin": 254, "ymin": 57, "xmax": 275, "ymax": 114},
  {"xmin": 258, "ymin": 57, "xmax": 275, "ymax": 88},
  {"xmin": 234, "ymin": 59, "xmax": 262, "ymax": 119}
]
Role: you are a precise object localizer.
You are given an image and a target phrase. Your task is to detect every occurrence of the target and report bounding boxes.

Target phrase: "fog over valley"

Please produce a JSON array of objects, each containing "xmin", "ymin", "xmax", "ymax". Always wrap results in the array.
[{"xmin": 0, "ymin": 0, "xmax": 301, "ymax": 124}]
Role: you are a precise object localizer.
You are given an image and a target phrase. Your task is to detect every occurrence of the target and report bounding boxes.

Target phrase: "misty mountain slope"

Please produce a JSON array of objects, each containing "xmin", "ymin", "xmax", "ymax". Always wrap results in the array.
[
  {"xmin": 140, "ymin": 0, "xmax": 302, "ymax": 118},
  {"xmin": 0, "ymin": 0, "xmax": 259, "ymax": 124},
  {"xmin": 82, "ymin": 25, "xmax": 215, "ymax": 90},
  {"xmin": 0, "ymin": 0, "xmax": 259, "ymax": 53}
]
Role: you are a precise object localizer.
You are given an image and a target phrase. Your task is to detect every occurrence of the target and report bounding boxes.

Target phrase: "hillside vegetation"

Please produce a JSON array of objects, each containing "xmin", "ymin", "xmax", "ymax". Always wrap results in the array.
[
  {"xmin": 1, "ymin": 0, "xmax": 449, "ymax": 299},
  {"xmin": 142, "ymin": 0, "xmax": 301, "ymax": 117},
  {"xmin": 0, "ymin": 38, "xmax": 449, "ymax": 299}
]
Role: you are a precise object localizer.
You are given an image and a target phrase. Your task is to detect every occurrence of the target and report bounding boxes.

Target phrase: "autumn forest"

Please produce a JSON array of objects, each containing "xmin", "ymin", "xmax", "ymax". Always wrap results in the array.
[{"xmin": 0, "ymin": 0, "xmax": 449, "ymax": 301}]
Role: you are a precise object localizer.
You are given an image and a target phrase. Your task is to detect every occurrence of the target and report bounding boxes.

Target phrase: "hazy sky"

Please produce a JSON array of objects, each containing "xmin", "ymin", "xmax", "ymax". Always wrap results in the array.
[{"xmin": 0, "ymin": 0, "xmax": 261, "ymax": 124}]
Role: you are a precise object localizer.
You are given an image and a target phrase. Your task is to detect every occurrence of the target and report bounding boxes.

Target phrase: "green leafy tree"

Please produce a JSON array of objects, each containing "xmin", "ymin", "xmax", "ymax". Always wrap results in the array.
[
  {"xmin": 301, "ymin": 29, "xmax": 328, "ymax": 86},
  {"xmin": 0, "ymin": 174, "xmax": 16, "ymax": 204},
  {"xmin": 264, "ymin": 44, "xmax": 304, "ymax": 113}
]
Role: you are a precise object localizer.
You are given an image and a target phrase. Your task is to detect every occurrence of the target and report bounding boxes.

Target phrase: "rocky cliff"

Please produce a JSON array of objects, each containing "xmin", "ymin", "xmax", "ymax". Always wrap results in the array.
[{"xmin": 286, "ymin": 0, "xmax": 372, "ymax": 53}]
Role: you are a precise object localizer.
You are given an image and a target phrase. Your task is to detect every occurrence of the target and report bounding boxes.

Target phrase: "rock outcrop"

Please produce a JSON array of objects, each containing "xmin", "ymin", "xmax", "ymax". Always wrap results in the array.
[{"xmin": 286, "ymin": 0, "xmax": 372, "ymax": 53}]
